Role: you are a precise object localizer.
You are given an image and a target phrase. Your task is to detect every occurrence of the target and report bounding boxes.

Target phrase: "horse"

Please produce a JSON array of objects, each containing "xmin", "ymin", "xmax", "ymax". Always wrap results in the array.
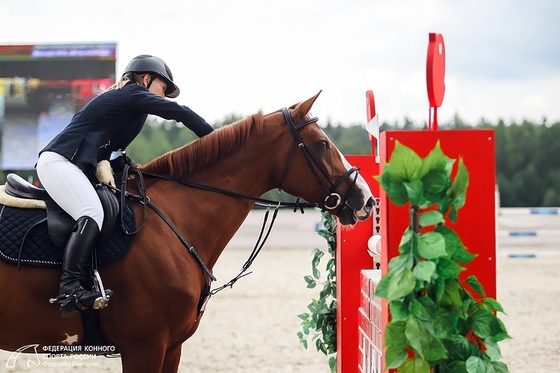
[{"xmin": 0, "ymin": 91, "xmax": 373, "ymax": 372}]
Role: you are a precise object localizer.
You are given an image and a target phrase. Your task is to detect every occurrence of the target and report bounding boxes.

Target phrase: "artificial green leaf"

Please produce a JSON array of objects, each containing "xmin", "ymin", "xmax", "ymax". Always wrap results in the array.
[
  {"xmin": 376, "ymin": 169, "xmax": 410, "ymax": 206},
  {"xmin": 449, "ymin": 205, "xmax": 458, "ymax": 223},
  {"xmin": 417, "ymin": 232, "xmax": 447, "ymax": 259},
  {"xmin": 418, "ymin": 141, "xmax": 446, "ymax": 176},
  {"xmin": 432, "ymin": 308, "xmax": 454, "ymax": 339},
  {"xmin": 437, "ymin": 258, "xmax": 466, "ymax": 279},
  {"xmin": 399, "ymin": 238, "xmax": 415, "ymax": 257},
  {"xmin": 297, "ymin": 313, "xmax": 310, "ymax": 320},
  {"xmin": 470, "ymin": 309, "xmax": 496, "ymax": 339},
  {"xmin": 385, "ymin": 346, "xmax": 408, "ymax": 369},
  {"xmin": 434, "ymin": 226, "xmax": 463, "ymax": 258},
  {"xmin": 400, "ymin": 227, "xmax": 413, "ymax": 247},
  {"xmin": 385, "ymin": 320, "xmax": 407, "ymax": 348},
  {"xmin": 482, "ymin": 298, "xmax": 505, "ymax": 313},
  {"xmin": 328, "ymin": 357, "xmax": 336, "ymax": 373},
  {"xmin": 387, "ymin": 269, "xmax": 416, "ymax": 301},
  {"xmin": 450, "ymin": 158, "xmax": 470, "ymax": 199},
  {"xmin": 435, "ymin": 277, "xmax": 446, "ymax": 303},
  {"xmin": 419, "ymin": 210, "xmax": 444, "ymax": 227},
  {"xmin": 404, "ymin": 180, "xmax": 424, "ymax": 206},
  {"xmin": 398, "ymin": 229, "xmax": 415, "ymax": 256},
  {"xmin": 413, "ymin": 260, "xmax": 437, "ymax": 282},
  {"xmin": 452, "ymin": 248, "xmax": 477, "ymax": 265},
  {"xmin": 453, "ymin": 190, "xmax": 467, "ymax": 210},
  {"xmin": 311, "ymin": 249, "xmax": 324, "ymax": 279},
  {"xmin": 434, "ymin": 226, "xmax": 474, "ymax": 264},
  {"xmin": 389, "ymin": 253, "xmax": 414, "ymax": 272},
  {"xmin": 438, "ymin": 360, "xmax": 467, "ymax": 373},
  {"xmin": 417, "ymin": 296, "xmax": 437, "ymax": 317},
  {"xmin": 405, "ymin": 317, "xmax": 435, "ymax": 358},
  {"xmin": 422, "ymin": 169, "xmax": 450, "ymax": 196},
  {"xmin": 438, "ymin": 199, "xmax": 451, "ymax": 218},
  {"xmin": 464, "ymin": 298, "xmax": 477, "ymax": 315},
  {"xmin": 445, "ymin": 335, "xmax": 478, "ymax": 361},
  {"xmin": 399, "ymin": 356, "xmax": 431, "ymax": 373},
  {"xmin": 320, "ymin": 282, "xmax": 335, "ymax": 299},
  {"xmin": 492, "ymin": 317, "xmax": 511, "ymax": 342},
  {"xmin": 424, "ymin": 336, "xmax": 448, "ymax": 361},
  {"xmin": 374, "ymin": 272, "xmax": 392, "ymax": 298},
  {"xmin": 484, "ymin": 337, "xmax": 502, "ymax": 361},
  {"xmin": 440, "ymin": 279, "xmax": 463, "ymax": 313},
  {"xmin": 304, "ymin": 275, "xmax": 317, "ymax": 289},
  {"xmin": 410, "ymin": 298, "xmax": 431, "ymax": 321},
  {"xmin": 388, "ymin": 141, "xmax": 423, "ymax": 182},
  {"xmin": 489, "ymin": 361, "xmax": 510, "ymax": 373},
  {"xmin": 466, "ymin": 356, "xmax": 488, "ymax": 373},
  {"xmin": 465, "ymin": 276, "xmax": 486, "ymax": 297},
  {"xmin": 389, "ymin": 300, "xmax": 410, "ymax": 321},
  {"xmin": 316, "ymin": 229, "xmax": 329, "ymax": 240}
]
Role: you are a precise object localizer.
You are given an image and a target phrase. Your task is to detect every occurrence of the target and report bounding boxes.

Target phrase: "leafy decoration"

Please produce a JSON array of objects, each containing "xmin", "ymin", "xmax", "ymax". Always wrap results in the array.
[
  {"xmin": 374, "ymin": 141, "xmax": 510, "ymax": 373},
  {"xmin": 298, "ymin": 210, "xmax": 338, "ymax": 373}
]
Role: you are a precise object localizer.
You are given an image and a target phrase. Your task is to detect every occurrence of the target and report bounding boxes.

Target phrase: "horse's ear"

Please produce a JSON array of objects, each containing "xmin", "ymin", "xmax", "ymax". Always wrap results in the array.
[{"xmin": 293, "ymin": 90, "xmax": 322, "ymax": 117}]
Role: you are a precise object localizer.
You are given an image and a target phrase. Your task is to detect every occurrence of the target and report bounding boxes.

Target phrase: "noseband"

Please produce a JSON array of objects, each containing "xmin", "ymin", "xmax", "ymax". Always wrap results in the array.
[{"xmin": 278, "ymin": 107, "xmax": 360, "ymax": 213}]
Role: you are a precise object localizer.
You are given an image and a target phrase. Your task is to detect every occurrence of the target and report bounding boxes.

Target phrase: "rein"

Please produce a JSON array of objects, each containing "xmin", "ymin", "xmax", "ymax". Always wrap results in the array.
[{"xmin": 112, "ymin": 107, "xmax": 361, "ymax": 310}]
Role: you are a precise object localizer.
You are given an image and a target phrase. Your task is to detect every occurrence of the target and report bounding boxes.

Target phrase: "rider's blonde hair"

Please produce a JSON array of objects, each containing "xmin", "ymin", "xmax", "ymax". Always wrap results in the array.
[{"xmin": 106, "ymin": 73, "xmax": 147, "ymax": 92}]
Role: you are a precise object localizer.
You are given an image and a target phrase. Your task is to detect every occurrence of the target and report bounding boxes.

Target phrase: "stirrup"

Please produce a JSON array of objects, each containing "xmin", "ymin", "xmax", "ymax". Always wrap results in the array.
[
  {"xmin": 49, "ymin": 288, "xmax": 113, "ymax": 312},
  {"xmin": 92, "ymin": 269, "xmax": 112, "ymax": 310}
]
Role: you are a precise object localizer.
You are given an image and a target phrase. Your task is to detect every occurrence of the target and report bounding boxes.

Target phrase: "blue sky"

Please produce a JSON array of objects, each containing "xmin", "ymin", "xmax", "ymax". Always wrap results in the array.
[{"xmin": 1, "ymin": 0, "xmax": 559, "ymax": 127}]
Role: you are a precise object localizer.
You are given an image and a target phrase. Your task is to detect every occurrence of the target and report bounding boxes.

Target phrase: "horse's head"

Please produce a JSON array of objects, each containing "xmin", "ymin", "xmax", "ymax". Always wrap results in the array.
[{"xmin": 271, "ymin": 91, "xmax": 374, "ymax": 225}]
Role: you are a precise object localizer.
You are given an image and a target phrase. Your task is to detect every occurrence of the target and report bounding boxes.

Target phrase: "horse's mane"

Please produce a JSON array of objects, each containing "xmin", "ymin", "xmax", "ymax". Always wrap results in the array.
[{"xmin": 141, "ymin": 111, "xmax": 265, "ymax": 177}]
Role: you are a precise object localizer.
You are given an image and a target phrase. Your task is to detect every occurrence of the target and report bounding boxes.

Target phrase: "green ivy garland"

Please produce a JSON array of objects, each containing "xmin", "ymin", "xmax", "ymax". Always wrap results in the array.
[{"xmin": 297, "ymin": 210, "xmax": 338, "ymax": 373}]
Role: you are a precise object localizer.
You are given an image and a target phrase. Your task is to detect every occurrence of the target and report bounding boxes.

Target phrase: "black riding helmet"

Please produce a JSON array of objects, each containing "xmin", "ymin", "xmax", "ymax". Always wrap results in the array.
[{"xmin": 122, "ymin": 55, "xmax": 180, "ymax": 98}]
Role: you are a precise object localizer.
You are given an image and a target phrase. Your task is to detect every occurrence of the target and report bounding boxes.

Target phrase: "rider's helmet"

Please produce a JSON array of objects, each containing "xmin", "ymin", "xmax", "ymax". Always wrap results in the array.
[{"xmin": 122, "ymin": 54, "xmax": 180, "ymax": 98}]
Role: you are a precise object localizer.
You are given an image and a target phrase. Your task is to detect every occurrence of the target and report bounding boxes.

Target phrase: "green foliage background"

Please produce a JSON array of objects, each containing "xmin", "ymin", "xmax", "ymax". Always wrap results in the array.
[
  {"xmin": 14, "ymin": 112, "xmax": 554, "ymax": 208},
  {"xmin": 127, "ymin": 114, "xmax": 560, "ymax": 208}
]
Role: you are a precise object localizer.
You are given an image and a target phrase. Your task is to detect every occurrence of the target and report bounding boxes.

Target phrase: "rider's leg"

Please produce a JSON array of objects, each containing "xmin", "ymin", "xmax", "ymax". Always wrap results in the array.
[
  {"xmin": 37, "ymin": 151, "xmax": 112, "ymax": 317},
  {"xmin": 58, "ymin": 216, "xmax": 107, "ymax": 316},
  {"xmin": 37, "ymin": 152, "xmax": 104, "ymax": 227}
]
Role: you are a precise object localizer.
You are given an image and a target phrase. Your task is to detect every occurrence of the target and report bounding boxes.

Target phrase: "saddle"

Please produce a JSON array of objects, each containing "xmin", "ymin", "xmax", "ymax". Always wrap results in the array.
[
  {"xmin": 0, "ymin": 170, "xmax": 136, "ymax": 269},
  {"xmin": 4, "ymin": 173, "xmax": 119, "ymax": 248}
]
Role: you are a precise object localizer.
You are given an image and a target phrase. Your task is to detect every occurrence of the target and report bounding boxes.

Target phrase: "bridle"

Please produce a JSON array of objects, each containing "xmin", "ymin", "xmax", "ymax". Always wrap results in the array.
[
  {"xmin": 278, "ymin": 107, "xmax": 360, "ymax": 214},
  {"xmin": 112, "ymin": 107, "xmax": 363, "ymax": 308}
]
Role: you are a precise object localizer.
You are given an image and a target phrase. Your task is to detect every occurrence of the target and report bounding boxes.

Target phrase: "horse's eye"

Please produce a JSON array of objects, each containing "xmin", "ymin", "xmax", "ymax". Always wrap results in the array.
[{"xmin": 316, "ymin": 140, "xmax": 329, "ymax": 151}]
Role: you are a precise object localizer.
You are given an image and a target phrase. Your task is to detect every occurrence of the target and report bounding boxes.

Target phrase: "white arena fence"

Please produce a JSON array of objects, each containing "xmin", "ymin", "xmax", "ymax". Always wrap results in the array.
[
  {"xmin": 499, "ymin": 207, "xmax": 560, "ymax": 247},
  {"xmin": 225, "ymin": 207, "xmax": 560, "ymax": 250}
]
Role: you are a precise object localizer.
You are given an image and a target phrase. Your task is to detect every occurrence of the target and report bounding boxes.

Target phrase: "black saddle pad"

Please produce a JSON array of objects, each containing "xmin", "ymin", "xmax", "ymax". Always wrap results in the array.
[{"xmin": 0, "ymin": 198, "xmax": 136, "ymax": 268}]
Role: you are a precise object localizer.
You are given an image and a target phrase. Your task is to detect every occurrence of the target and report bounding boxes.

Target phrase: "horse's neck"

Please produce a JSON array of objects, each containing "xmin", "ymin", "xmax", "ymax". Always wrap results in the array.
[{"xmin": 179, "ymin": 141, "xmax": 280, "ymax": 268}]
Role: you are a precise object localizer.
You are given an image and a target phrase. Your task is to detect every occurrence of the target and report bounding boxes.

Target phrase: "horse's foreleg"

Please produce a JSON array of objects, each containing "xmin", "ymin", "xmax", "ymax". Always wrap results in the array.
[
  {"xmin": 119, "ymin": 341, "xmax": 182, "ymax": 373},
  {"xmin": 161, "ymin": 342, "xmax": 183, "ymax": 373},
  {"xmin": 119, "ymin": 342, "xmax": 166, "ymax": 373}
]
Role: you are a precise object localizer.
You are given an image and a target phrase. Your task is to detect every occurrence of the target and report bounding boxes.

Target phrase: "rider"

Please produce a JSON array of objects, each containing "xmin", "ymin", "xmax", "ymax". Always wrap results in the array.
[{"xmin": 36, "ymin": 55, "xmax": 214, "ymax": 317}]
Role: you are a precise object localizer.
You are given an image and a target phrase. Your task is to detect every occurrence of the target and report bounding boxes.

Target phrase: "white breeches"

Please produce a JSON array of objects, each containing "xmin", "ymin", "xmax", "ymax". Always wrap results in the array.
[{"xmin": 36, "ymin": 151, "xmax": 103, "ymax": 231}]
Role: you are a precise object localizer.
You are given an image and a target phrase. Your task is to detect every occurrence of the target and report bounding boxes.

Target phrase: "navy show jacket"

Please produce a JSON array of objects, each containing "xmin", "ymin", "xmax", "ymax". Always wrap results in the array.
[{"xmin": 39, "ymin": 83, "xmax": 214, "ymax": 176}]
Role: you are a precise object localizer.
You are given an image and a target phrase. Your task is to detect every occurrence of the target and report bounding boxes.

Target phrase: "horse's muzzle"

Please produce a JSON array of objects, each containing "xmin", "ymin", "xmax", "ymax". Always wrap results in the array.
[{"xmin": 338, "ymin": 195, "xmax": 374, "ymax": 225}]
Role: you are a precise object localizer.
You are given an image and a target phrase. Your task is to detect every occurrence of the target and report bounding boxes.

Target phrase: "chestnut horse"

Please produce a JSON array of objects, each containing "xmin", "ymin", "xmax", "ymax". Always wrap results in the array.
[{"xmin": 0, "ymin": 91, "xmax": 373, "ymax": 372}]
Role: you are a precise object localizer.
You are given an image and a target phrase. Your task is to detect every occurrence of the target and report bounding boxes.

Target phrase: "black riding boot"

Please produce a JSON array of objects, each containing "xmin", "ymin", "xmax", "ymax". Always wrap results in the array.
[{"xmin": 57, "ymin": 216, "xmax": 112, "ymax": 317}]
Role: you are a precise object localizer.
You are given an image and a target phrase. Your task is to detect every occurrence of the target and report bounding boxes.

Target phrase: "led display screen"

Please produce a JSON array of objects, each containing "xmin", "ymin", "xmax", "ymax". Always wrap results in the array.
[{"xmin": 0, "ymin": 43, "xmax": 116, "ymax": 169}]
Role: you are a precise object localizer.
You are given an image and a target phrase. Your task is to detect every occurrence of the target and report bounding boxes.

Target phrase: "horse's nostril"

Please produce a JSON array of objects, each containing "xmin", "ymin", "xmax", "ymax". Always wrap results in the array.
[{"xmin": 365, "ymin": 196, "xmax": 374, "ymax": 212}]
